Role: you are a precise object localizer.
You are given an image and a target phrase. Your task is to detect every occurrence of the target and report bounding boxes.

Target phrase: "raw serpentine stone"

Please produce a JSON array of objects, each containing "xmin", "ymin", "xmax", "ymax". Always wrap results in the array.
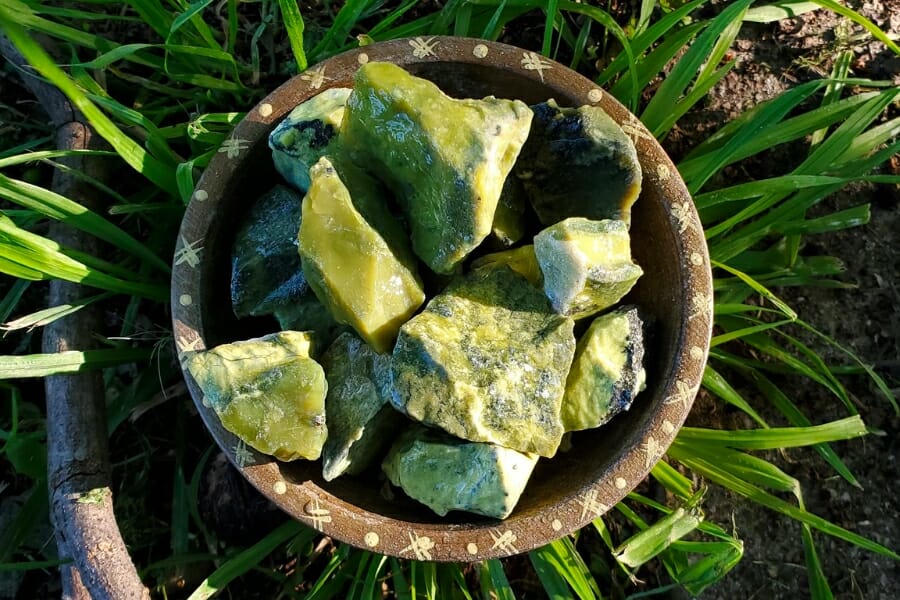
[
  {"xmin": 230, "ymin": 185, "xmax": 343, "ymax": 347},
  {"xmin": 515, "ymin": 100, "xmax": 642, "ymax": 227},
  {"xmin": 562, "ymin": 306, "xmax": 646, "ymax": 431},
  {"xmin": 319, "ymin": 332, "xmax": 405, "ymax": 481},
  {"xmin": 299, "ymin": 157, "xmax": 425, "ymax": 354},
  {"xmin": 390, "ymin": 267, "xmax": 575, "ymax": 457},
  {"xmin": 382, "ymin": 425, "xmax": 538, "ymax": 519},
  {"xmin": 341, "ymin": 62, "xmax": 533, "ymax": 273},
  {"xmin": 535, "ymin": 217, "xmax": 643, "ymax": 320},
  {"xmin": 269, "ymin": 87, "xmax": 351, "ymax": 192},
  {"xmin": 230, "ymin": 185, "xmax": 307, "ymax": 319},
  {"xmin": 184, "ymin": 331, "xmax": 327, "ymax": 461},
  {"xmin": 490, "ymin": 176, "xmax": 528, "ymax": 247},
  {"xmin": 469, "ymin": 245, "xmax": 542, "ymax": 287}
]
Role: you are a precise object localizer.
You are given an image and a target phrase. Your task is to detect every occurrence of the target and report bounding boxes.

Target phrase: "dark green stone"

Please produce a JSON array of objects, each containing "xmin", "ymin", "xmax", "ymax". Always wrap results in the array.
[
  {"xmin": 382, "ymin": 425, "xmax": 538, "ymax": 519},
  {"xmin": 230, "ymin": 184, "xmax": 344, "ymax": 347},
  {"xmin": 319, "ymin": 333, "xmax": 405, "ymax": 481},
  {"xmin": 514, "ymin": 100, "xmax": 642, "ymax": 227}
]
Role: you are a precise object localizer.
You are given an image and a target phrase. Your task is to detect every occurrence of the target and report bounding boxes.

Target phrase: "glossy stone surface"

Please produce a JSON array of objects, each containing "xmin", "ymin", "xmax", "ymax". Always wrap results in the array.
[
  {"xmin": 319, "ymin": 332, "xmax": 404, "ymax": 481},
  {"xmin": 230, "ymin": 185, "xmax": 343, "ymax": 346},
  {"xmin": 382, "ymin": 425, "xmax": 538, "ymax": 519},
  {"xmin": 391, "ymin": 267, "xmax": 575, "ymax": 457},
  {"xmin": 562, "ymin": 306, "xmax": 646, "ymax": 431},
  {"xmin": 491, "ymin": 176, "xmax": 528, "ymax": 247},
  {"xmin": 515, "ymin": 100, "xmax": 642, "ymax": 227},
  {"xmin": 269, "ymin": 87, "xmax": 351, "ymax": 191},
  {"xmin": 342, "ymin": 62, "xmax": 533, "ymax": 273},
  {"xmin": 184, "ymin": 331, "xmax": 327, "ymax": 461},
  {"xmin": 299, "ymin": 157, "xmax": 425, "ymax": 353},
  {"xmin": 535, "ymin": 218, "xmax": 643, "ymax": 319},
  {"xmin": 469, "ymin": 245, "xmax": 542, "ymax": 287}
]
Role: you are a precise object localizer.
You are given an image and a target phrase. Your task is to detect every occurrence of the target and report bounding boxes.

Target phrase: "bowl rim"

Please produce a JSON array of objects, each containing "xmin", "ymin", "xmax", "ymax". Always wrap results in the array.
[{"xmin": 171, "ymin": 35, "xmax": 713, "ymax": 561}]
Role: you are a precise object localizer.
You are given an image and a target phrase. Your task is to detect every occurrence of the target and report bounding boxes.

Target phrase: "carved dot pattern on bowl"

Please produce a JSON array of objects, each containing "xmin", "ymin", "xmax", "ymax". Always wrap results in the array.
[{"xmin": 173, "ymin": 37, "xmax": 712, "ymax": 562}]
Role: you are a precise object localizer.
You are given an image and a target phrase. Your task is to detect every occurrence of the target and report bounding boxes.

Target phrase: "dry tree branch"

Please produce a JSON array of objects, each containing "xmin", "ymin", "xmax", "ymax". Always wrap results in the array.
[{"xmin": 0, "ymin": 34, "xmax": 150, "ymax": 600}]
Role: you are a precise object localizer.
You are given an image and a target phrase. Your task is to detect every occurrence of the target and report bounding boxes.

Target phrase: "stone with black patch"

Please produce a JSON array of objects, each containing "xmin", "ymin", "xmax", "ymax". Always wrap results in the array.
[
  {"xmin": 562, "ymin": 306, "xmax": 646, "ymax": 431},
  {"xmin": 514, "ymin": 99, "xmax": 642, "ymax": 227},
  {"xmin": 269, "ymin": 87, "xmax": 351, "ymax": 191}
]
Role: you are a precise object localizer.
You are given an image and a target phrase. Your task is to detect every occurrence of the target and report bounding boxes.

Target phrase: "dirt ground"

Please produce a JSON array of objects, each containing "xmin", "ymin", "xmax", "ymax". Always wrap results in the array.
[{"xmin": 668, "ymin": 1, "xmax": 900, "ymax": 597}]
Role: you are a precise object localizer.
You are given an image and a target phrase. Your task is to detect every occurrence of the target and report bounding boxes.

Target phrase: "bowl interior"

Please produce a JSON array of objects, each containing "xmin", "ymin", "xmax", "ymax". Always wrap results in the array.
[{"xmin": 173, "ymin": 37, "xmax": 710, "ymax": 560}]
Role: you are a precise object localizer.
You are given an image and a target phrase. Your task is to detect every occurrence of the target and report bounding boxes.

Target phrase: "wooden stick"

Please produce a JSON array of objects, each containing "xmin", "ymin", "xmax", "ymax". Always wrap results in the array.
[{"xmin": 1, "ymin": 33, "xmax": 149, "ymax": 600}]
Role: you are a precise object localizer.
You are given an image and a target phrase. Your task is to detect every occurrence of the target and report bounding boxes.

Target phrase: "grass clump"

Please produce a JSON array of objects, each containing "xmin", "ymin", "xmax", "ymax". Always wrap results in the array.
[{"xmin": 1, "ymin": 0, "xmax": 898, "ymax": 597}]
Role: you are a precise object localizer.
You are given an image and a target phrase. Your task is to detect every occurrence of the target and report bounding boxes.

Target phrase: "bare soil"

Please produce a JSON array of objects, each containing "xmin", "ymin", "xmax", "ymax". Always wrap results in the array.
[{"xmin": 670, "ymin": 1, "xmax": 900, "ymax": 597}]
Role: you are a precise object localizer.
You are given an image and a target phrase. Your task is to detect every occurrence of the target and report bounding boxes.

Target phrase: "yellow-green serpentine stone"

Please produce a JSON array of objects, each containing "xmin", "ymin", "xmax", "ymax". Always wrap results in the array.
[
  {"xmin": 299, "ymin": 157, "xmax": 425, "ymax": 353},
  {"xmin": 184, "ymin": 331, "xmax": 327, "ymax": 461},
  {"xmin": 561, "ymin": 306, "xmax": 646, "ymax": 431},
  {"xmin": 341, "ymin": 62, "xmax": 533, "ymax": 273},
  {"xmin": 535, "ymin": 217, "xmax": 643, "ymax": 320},
  {"xmin": 390, "ymin": 267, "xmax": 575, "ymax": 457}
]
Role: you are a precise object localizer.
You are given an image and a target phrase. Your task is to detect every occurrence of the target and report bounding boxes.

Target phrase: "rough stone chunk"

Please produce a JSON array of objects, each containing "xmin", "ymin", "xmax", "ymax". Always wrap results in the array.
[
  {"xmin": 490, "ymin": 176, "xmax": 528, "ymax": 247},
  {"xmin": 515, "ymin": 100, "xmax": 642, "ymax": 227},
  {"xmin": 470, "ymin": 245, "xmax": 542, "ymax": 287},
  {"xmin": 391, "ymin": 267, "xmax": 575, "ymax": 457},
  {"xmin": 342, "ymin": 62, "xmax": 533, "ymax": 273},
  {"xmin": 299, "ymin": 157, "xmax": 425, "ymax": 353},
  {"xmin": 184, "ymin": 331, "xmax": 327, "ymax": 461},
  {"xmin": 382, "ymin": 425, "xmax": 538, "ymax": 519},
  {"xmin": 231, "ymin": 185, "xmax": 306, "ymax": 319},
  {"xmin": 535, "ymin": 218, "xmax": 643, "ymax": 320},
  {"xmin": 319, "ymin": 332, "xmax": 405, "ymax": 481},
  {"xmin": 562, "ymin": 306, "xmax": 646, "ymax": 431},
  {"xmin": 230, "ymin": 185, "xmax": 343, "ymax": 346},
  {"xmin": 269, "ymin": 87, "xmax": 351, "ymax": 191}
]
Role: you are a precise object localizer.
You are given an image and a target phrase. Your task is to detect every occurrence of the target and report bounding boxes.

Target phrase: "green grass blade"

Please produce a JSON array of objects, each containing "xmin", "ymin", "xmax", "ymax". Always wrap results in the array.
[
  {"xmin": 1, "ymin": 292, "xmax": 112, "ymax": 332},
  {"xmin": 547, "ymin": 536, "xmax": 603, "ymax": 599},
  {"xmin": 743, "ymin": 1, "xmax": 819, "ymax": 22},
  {"xmin": 811, "ymin": 49, "xmax": 853, "ymax": 147},
  {"xmin": 0, "ymin": 174, "xmax": 170, "ymax": 274},
  {"xmin": 651, "ymin": 460, "xmax": 695, "ymax": 501},
  {"xmin": 0, "ymin": 149, "xmax": 118, "ymax": 169},
  {"xmin": 529, "ymin": 544, "xmax": 582, "ymax": 599},
  {"xmin": 811, "ymin": 0, "xmax": 900, "ymax": 54},
  {"xmin": 0, "ymin": 280, "xmax": 30, "ymax": 323},
  {"xmin": 703, "ymin": 365, "xmax": 768, "ymax": 427},
  {"xmin": 710, "ymin": 317, "xmax": 795, "ymax": 347},
  {"xmin": 187, "ymin": 521, "xmax": 310, "ymax": 600},
  {"xmin": 541, "ymin": 0, "xmax": 559, "ymax": 57},
  {"xmin": 640, "ymin": 0, "xmax": 752, "ymax": 136},
  {"xmin": 278, "ymin": 0, "xmax": 308, "ymax": 72},
  {"xmin": 677, "ymin": 416, "xmax": 867, "ymax": 449},
  {"xmin": 614, "ymin": 498, "xmax": 703, "ymax": 568},
  {"xmin": 0, "ymin": 348, "xmax": 152, "ymax": 378},
  {"xmin": 747, "ymin": 369, "xmax": 860, "ymax": 487},
  {"xmin": 555, "ymin": 0, "xmax": 639, "ymax": 111},
  {"xmin": 596, "ymin": 0, "xmax": 707, "ymax": 86},
  {"xmin": 0, "ymin": 17, "xmax": 179, "ymax": 196},
  {"xmin": 801, "ymin": 525, "xmax": 834, "ymax": 599},
  {"xmin": 481, "ymin": 560, "xmax": 516, "ymax": 600},
  {"xmin": 772, "ymin": 204, "xmax": 870, "ymax": 235},
  {"xmin": 0, "ymin": 234, "xmax": 168, "ymax": 301},
  {"xmin": 667, "ymin": 446, "xmax": 899, "ymax": 560}
]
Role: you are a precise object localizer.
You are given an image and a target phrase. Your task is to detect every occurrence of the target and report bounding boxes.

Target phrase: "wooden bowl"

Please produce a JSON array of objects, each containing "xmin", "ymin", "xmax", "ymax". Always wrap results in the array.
[{"xmin": 172, "ymin": 37, "xmax": 712, "ymax": 561}]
